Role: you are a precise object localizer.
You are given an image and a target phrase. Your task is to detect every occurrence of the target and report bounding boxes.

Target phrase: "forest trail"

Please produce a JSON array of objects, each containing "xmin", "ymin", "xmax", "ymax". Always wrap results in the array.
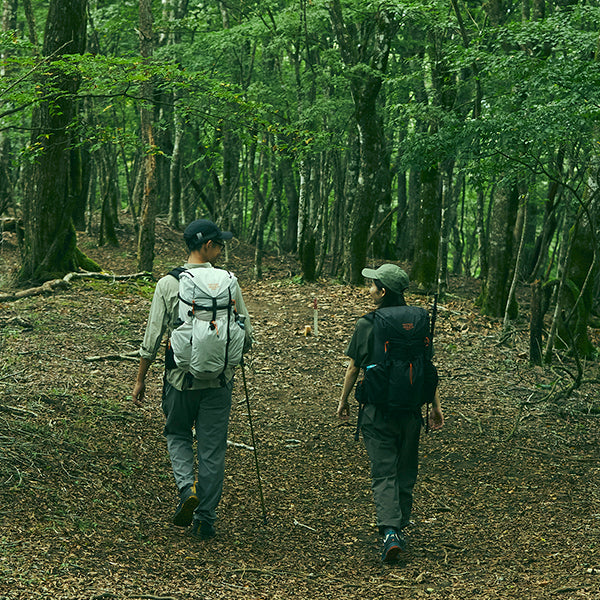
[{"xmin": 0, "ymin": 221, "xmax": 599, "ymax": 599}]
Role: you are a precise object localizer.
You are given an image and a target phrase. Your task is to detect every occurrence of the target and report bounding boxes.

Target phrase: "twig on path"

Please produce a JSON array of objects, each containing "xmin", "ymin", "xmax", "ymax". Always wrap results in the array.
[
  {"xmin": 0, "ymin": 369, "xmax": 26, "ymax": 382},
  {"xmin": 0, "ymin": 404, "xmax": 38, "ymax": 418},
  {"xmin": 293, "ymin": 518, "xmax": 317, "ymax": 531},
  {"xmin": 458, "ymin": 411, "xmax": 483, "ymax": 433},
  {"xmin": 127, "ymin": 595, "xmax": 178, "ymax": 600},
  {"xmin": 227, "ymin": 440, "xmax": 254, "ymax": 451},
  {"xmin": 421, "ymin": 486, "xmax": 453, "ymax": 512},
  {"xmin": 515, "ymin": 445, "xmax": 597, "ymax": 463},
  {"xmin": 549, "ymin": 585, "xmax": 587, "ymax": 594},
  {"xmin": 85, "ymin": 350, "xmax": 140, "ymax": 362}
]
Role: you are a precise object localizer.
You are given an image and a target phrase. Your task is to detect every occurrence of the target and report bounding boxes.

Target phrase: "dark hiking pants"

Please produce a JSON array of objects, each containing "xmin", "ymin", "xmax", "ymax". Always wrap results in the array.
[{"xmin": 361, "ymin": 403, "xmax": 422, "ymax": 533}]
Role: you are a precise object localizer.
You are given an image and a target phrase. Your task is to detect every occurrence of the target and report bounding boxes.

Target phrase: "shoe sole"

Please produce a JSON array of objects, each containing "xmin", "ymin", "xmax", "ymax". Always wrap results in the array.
[
  {"xmin": 173, "ymin": 495, "xmax": 200, "ymax": 527},
  {"xmin": 189, "ymin": 523, "xmax": 216, "ymax": 541},
  {"xmin": 382, "ymin": 544, "xmax": 404, "ymax": 563}
]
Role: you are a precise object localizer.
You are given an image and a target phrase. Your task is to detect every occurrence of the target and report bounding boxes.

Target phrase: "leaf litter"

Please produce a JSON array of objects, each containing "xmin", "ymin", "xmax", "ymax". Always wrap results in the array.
[{"xmin": 0, "ymin": 220, "xmax": 599, "ymax": 599}]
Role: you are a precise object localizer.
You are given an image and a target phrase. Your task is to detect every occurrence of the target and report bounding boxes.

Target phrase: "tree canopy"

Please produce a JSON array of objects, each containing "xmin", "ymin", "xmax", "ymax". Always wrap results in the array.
[{"xmin": 1, "ymin": 0, "xmax": 599, "ymax": 359}]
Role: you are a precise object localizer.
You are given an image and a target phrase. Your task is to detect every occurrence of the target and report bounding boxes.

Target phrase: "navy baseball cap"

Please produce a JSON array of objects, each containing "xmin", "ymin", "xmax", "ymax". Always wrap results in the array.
[{"xmin": 183, "ymin": 219, "xmax": 233, "ymax": 247}]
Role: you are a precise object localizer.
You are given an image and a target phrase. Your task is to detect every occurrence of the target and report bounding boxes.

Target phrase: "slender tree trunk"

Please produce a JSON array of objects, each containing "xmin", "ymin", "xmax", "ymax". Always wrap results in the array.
[
  {"xmin": 282, "ymin": 154, "xmax": 299, "ymax": 252},
  {"xmin": 530, "ymin": 279, "xmax": 543, "ymax": 365},
  {"xmin": 136, "ymin": 0, "xmax": 157, "ymax": 272},
  {"xmin": 503, "ymin": 195, "xmax": 528, "ymax": 330},
  {"xmin": 168, "ymin": 90, "xmax": 183, "ymax": 228},
  {"xmin": 21, "ymin": 0, "xmax": 39, "ymax": 51},
  {"xmin": 475, "ymin": 186, "xmax": 488, "ymax": 279},
  {"xmin": 297, "ymin": 159, "xmax": 316, "ymax": 281},
  {"xmin": 436, "ymin": 163, "xmax": 455, "ymax": 297},
  {"xmin": 98, "ymin": 147, "xmax": 120, "ymax": 247}
]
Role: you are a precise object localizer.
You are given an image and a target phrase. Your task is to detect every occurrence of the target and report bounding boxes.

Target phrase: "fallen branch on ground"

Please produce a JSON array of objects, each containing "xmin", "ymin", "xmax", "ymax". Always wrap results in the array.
[
  {"xmin": 227, "ymin": 440, "xmax": 254, "ymax": 451},
  {"xmin": 515, "ymin": 445, "xmax": 597, "ymax": 462},
  {"xmin": 85, "ymin": 350, "xmax": 140, "ymax": 362},
  {"xmin": 0, "ymin": 404, "xmax": 38, "ymax": 418},
  {"xmin": 0, "ymin": 271, "xmax": 153, "ymax": 303}
]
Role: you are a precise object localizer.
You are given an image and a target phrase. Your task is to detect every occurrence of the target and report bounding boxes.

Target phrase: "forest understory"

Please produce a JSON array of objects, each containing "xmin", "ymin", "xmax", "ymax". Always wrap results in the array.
[{"xmin": 0, "ymin": 220, "xmax": 599, "ymax": 600}]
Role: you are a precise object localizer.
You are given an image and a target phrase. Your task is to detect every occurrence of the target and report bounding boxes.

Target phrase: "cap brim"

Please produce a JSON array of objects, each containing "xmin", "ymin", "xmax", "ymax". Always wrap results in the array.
[
  {"xmin": 361, "ymin": 268, "xmax": 378, "ymax": 279},
  {"xmin": 219, "ymin": 231, "xmax": 233, "ymax": 240}
]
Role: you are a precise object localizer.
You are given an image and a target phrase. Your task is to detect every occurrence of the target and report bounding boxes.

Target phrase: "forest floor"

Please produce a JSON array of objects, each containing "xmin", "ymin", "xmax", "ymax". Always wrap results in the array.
[{"xmin": 0, "ymin": 219, "xmax": 599, "ymax": 600}]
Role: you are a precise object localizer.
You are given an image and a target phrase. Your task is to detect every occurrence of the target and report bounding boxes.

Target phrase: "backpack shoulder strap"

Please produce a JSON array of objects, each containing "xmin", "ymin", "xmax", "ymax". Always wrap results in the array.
[{"xmin": 168, "ymin": 266, "xmax": 186, "ymax": 280}]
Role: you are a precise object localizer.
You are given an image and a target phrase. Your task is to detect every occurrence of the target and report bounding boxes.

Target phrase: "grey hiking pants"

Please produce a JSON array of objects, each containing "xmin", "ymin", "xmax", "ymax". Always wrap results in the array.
[
  {"xmin": 162, "ymin": 379, "xmax": 233, "ymax": 525},
  {"xmin": 360, "ymin": 404, "xmax": 422, "ymax": 533}
]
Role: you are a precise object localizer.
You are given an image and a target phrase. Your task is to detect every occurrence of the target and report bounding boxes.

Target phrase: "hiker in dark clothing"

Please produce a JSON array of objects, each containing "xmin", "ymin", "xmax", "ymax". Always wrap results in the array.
[
  {"xmin": 132, "ymin": 220, "xmax": 253, "ymax": 540},
  {"xmin": 337, "ymin": 264, "xmax": 443, "ymax": 563}
]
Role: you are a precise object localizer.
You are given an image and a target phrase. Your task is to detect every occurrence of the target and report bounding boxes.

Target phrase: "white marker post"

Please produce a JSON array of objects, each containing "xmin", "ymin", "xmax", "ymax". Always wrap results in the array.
[{"xmin": 313, "ymin": 297, "xmax": 319, "ymax": 337}]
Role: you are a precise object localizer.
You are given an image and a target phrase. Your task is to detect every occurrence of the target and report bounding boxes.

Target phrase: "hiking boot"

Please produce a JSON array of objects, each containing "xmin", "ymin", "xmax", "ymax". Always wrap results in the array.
[
  {"xmin": 189, "ymin": 519, "xmax": 216, "ymax": 540},
  {"xmin": 381, "ymin": 528, "xmax": 407, "ymax": 563},
  {"xmin": 173, "ymin": 483, "xmax": 199, "ymax": 527}
]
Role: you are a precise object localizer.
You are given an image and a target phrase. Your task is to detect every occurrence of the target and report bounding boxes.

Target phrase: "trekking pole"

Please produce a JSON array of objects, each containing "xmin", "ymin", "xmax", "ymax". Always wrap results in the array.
[
  {"xmin": 426, "ymin": 293, "xmax": 439, "ymax": 433},
  {"xmin": 430, "ymin": 293, "xmax": 438, "ymax": 344},
  {"xmin": 240, "ymin": 358, "xmax": 268, "ymax": 525}
]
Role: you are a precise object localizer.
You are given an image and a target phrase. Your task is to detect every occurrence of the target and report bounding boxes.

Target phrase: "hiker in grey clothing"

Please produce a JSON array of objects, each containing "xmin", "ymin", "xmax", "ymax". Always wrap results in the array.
[
  {"xmin": 132, "ymin": 219, "xmax": 253, "ymax": 540},
  {"xmin": 338, "ymin": 264, "xmax": 443, "ymax": 562}
]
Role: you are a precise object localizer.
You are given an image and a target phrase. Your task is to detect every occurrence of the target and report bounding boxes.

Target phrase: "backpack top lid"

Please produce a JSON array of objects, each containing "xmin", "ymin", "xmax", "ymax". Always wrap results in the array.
[
  {"xmin": 179, "ymin": 266, "xmax": 237, "ymax": 301},
  {"xmin": 370, "ymin": 305, "xmax": 430, "ymax": 363}
]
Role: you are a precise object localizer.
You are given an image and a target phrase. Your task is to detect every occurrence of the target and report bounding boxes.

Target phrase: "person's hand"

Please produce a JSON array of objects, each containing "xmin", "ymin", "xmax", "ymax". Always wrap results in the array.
[
  {"xmin": 337, "ymin": 397, "xmax": 350, "ymax": 420},
  {"xmin": 132, "ymin": 381, "xmax": 146, "ymax": 407},
  {"xmin": 428, "ymin": 405, "xmax": 444, "ymax": 431}
]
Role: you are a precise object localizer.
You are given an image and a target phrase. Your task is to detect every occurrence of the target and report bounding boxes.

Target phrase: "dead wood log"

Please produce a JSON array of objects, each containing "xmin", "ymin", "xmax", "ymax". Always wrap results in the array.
[{"xmin": 0, "ymin": 271, "xmax": 152, "ymax": 303}]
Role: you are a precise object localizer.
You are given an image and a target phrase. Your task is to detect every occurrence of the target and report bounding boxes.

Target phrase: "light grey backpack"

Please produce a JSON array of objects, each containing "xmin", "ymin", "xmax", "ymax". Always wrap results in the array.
[{"xmin": 169, "ymin": 267, "xmax": 245, "ymax": 380}]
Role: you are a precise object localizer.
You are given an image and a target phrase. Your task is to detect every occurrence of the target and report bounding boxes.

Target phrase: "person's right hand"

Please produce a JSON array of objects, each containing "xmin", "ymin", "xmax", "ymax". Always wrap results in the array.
[
  {"xmin": 428, "ymin": 405, "xmax": 444, "ymax": 431},
  {"xmin": 132, "ymin": 381, "xmax": 146, "ymax": 407}
]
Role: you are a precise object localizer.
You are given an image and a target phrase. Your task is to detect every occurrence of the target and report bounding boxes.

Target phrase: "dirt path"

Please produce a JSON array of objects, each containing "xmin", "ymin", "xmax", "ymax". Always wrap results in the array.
[{"xmin": 0, "ymin": 223, "xmax": 599, "ymax": 599}]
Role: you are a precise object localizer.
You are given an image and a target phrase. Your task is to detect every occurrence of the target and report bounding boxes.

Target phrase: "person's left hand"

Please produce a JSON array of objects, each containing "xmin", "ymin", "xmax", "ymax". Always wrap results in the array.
[{"xmin": 337, "ymin": 398, "xmax": 350, "ymax": 420}]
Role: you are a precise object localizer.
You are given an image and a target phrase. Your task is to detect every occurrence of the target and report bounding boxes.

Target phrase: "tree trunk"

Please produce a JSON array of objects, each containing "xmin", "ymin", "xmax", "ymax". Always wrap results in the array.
[
  {"xmin": 168, "ymin": 90, "xmax": 183, "ymax": 229},
  {"xmin": 97, "ymin": 147, "xmax": 120, "ymax": 247},
  {"xmin": 20, "ymin": 0, "xmax": 99, "ymax": 282},
  {"xmin": 530, "ymin": 279, "xmax": 543, "ymax": 365},
  {"xmin": 411, "ymin": 166, "xmax": 441, "ymax": 294},
  {"xmin": 478, "ymin": 184, "xmax": 520, "ymax": 317},
  {"xmin": 556, "ymin": 197, "xmax": 598, "ymax": 358},
  {"xmin": 297, "ymin": 159, "xmax": 316, "ymax": 281},
  {"xmin": 282, "ymin": 154, "xmax": 299, "ymax": 253},
  {"xmin": 136, "ymin": 0, "xmax": 157, "ymax": 272},
  {"xmin": 329, "ymin": 0, "xmax": 396, "ymax": 284},
  {"xmin": 0, "ymin": 0, "xmax": 17, "ymax": 216}
]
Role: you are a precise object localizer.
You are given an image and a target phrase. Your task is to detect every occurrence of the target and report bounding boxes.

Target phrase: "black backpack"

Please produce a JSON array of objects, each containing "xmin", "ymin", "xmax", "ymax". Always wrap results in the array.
[{"xmin": 357, "ymin": 305, "xmax": 436, "ymax": 415}]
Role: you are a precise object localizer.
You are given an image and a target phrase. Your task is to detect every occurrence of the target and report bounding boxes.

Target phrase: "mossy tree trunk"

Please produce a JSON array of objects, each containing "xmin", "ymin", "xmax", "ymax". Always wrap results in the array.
[{"xmin": 20, "ymin": 0, "xmax": 99, "ymax": 283}]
